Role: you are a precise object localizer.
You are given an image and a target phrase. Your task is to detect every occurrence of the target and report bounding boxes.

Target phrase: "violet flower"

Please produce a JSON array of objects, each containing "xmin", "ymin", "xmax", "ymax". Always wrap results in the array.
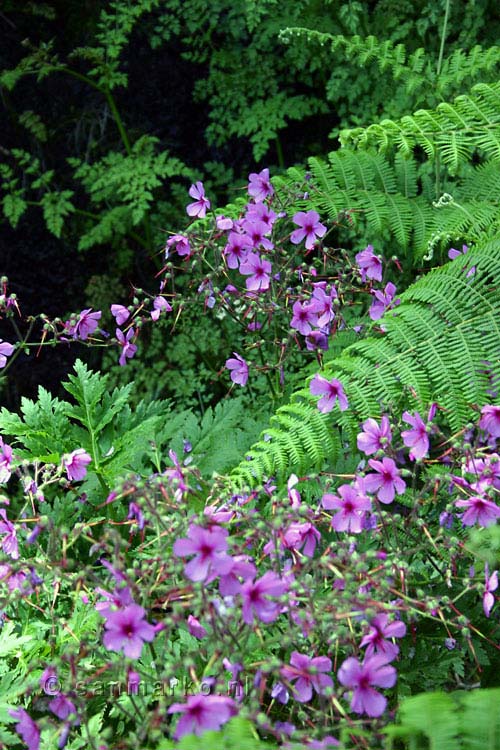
[
  {"xmin": 338, "ymin": 654, "xmax": 397, "ymax": 717},
  {"xmin": 0, "ymin": 437, "xmax": 13, "ymax": 483},
  {"xmin": 186, "ymin": 181, "xmax": 211, "ymax": 218},
  {"xmin": 239, "ymin": 252, "xmax": 272, "ymax": 292},
  {"xmin": 187, "ymin": 614, "xmax": 208, "ymax": 639},
  {"xmin": 151, "ymin": 296, "xmax": 172, "ymax": 321},
  {"xmin": 62, "ymin": 448, "xmax": 92, "ymax": 482},
  {"xmin": 242, "ymin": 220, "xmax": 274, "ymax": 251},
  {"xmin": 357, "ymin": 416, "xmax": 392, "ymax": 455},
  {"xmin": 369, "ymin": 282, "xmax": 399, "ymax": 320},
  {"xmin": 479, "ymin": 405, "xmax": 500, "ymax": 438},
  {"xmin": 310, "ymin": 374, "xmax": 348, "ymax": 413},
  {"xmin": 116, "ymin": 327, "xmax": 137, "ymax": 366},
  {"xmin": 0, "ymin": 508, "xmax": 18, "ymax": 559},
  {"xmin": 166, "ymin": 234, "xmax": 191, "ymax": 258},
  {"xmin": 225, "ymin": 353, "xmax": 249, "ymax": 387},
  {"xmin": 401, "ymin": 410, "xmax": 429, "ymax": 460},
  {"xmin": 0, "ymin": 340, "xmax": 14, "ymax": 368},
  {"xmin": 173, "ymin": 524, "xmax": 232, "ymax": 582},
  {"xmin": 223, "ymin": 232, "xmax": 252, "ymax": 269},
  {"xmin": 168, "ymin": 695, "xmax": 237, "ymax": 740},
  {"xmin": 110, "ymin": 304, "xmax": 130, "ymax": 326},
  {"xmin": 245, "ymin": 201, "xmax": 277, "ymax": 229},
  {"xmin": 483, "ymin": 563, "xmax": 498, "ymax": 617},
  {"xmin": 322, "ymin": 484, "xmax": 371, "ymax": 533},
  {"xmin": 9, "ymin": 708, "xmax": 40, "ymax": 750},
  {"xmin": 290, "ymin": 210, "xmax": 327, "ymax": 250},
  {"xmin": 455, "ymin": 494, "xmax": 500, "ymax": 527},
  {"xmin": 73, "ymin": 308, "xmax": 102, "ymax": 340},
  {"xmin": 248, "ymin": 168, "xmax": 274, "ymax": 202},
  {"xmin": 102, "ymin": 603, "xmax": 155, "ymax": 659},
  {"xmin": 290, "ymin": 299, "xmax": 320, "ymax": 335},
  {"xmin": 240, "ymin": 571, "xmax": 288, "ymax": 625},
  {"xmin": 363, "ymin": 458, "xmax": 406, "ymax": 504},
  {"xmin": 360, "ymin": 613, "xmax": 406, "ymax": 659},
  {"xmin": 355, "ymin": 245, "xmax": 383, "ymax": 282},
  {"xmin": 281, "ymin": 651, "xmax": 333, "ymax": 703}
]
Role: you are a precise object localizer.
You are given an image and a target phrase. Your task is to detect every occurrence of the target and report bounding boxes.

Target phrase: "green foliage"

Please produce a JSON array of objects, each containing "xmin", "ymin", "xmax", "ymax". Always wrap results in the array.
[
  {"xmin": 230, "ymin": 238, "xmax": 500, "ymax": 487},
  {"xmin": 384, "ymin": 688, "xmax": 500, "ymax": 749}
]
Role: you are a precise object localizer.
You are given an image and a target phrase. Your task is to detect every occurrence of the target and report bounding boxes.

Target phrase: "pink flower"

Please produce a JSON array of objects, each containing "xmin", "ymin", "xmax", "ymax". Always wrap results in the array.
[
  {"xmin": 248, "ymin": 168, "xmax": 274, "ymax": 202},
  {"xmin": 223, "ymin": 232, "xmax": 252, "ymax": 269},
  {"xmin": 338, "ymin": 654, "xmax": 397, "ymax": 717},
  {"xmin": 479, "ymin": 405, "xmax": 500, "ymax": 438},
  {"xmin": 281, "ymin": 651, "xmax": 333, "ymax": 703},
  {"xmin": 369, "ymin": 282, "xmax": 400, "ymax": 320},
  {"xmin": 355, "ymin": 245, "xmax": 383, "ymax": 282},
  {"xmin": 290, "ymin": 299, "xmax": 320, "ymax": 335},
  {"xmin": 62, "ymin": 448, "xmax": 92, "ymax": 481},
  {"xmin": 226, "ymin": 353, "xmax": 249, "ymax": 386},
  {"xmin": 290, "ymin": 210, "xmax": 327, "ymax": 250},
  {"xmin": 0, "ymin": 340, "xmax": 14, "ymax": 368},
  {"xmin": 357, "ymin": 417, "xmax": 392, "ymax": 455},
  {"xmin": 168, "ymin": 695, "xmax": 237, "ymax": 740},
  {"xmin": 310, "ymin": 374, "xmax": 348, "ymax": 413},
  {"xmin": 116, "ymin": 327, "xmax": 137, "ymax": 366},
  {"xmin": 151, "ymin": 296, "xmax": 172, "ymax": 321},
  {"xmin": 110, "ymin": 304, "xmax": 130, "ymax": 326},
  {"xmin": 312, "ymin": 283, "xmax": 336, "ymax": 327},
  {"xmin": 245, "ymin": 201, "xmax": 277, "ymax": 229},
  {"xmin": 242, "ymin": 220, "xmax": 274, "ymax": 251},
  {"xmin": 166, "ymin": 234, "xmax": 191, "ymax": 258},
  {"xmin": 360, "ymin": 613, "xmax": 406, "ymax": 659},
  {"xmin": 0, "ymin": 437, "xmax": 13, "ymax": 483},
  {"xmin": 187, "ymin": 614, "xmax": 208, "ymax": 639},
  {"xmin": 173, "ymin": 524, "xmax": 232, "ymax": 582},
  {"xmin": 322, "ymin": 484, "xmax": 371, "ymax": 533},
  {"xmin": 186, "ymin": 181, "xmax": 211, "ymax": 218},
  {"xmin": 218, "ymin": 554, "xmax": 256, "ymax": 596},
  {"xmin": 239, "ymin": 252, "xmax": 272, "ymax": 292},
  {"xmin": 73, "ymin": 308, "xmax": 102, "ymax": 340},
  {"xmin": 401, "ymin": 411, "xmax": 429, "ymax": 460},
  {"xmin": 240, "ymin": 571, "xmax": 288, "ymax": 625},
  {"xmin": 455, "ymin": 494, "xmax": 500, "ymax": 527},
  {"xmin": 483, "ymin": 563, "xmax": 498, "ymax": 617},
  {"xmin": 102, "ymin": 603, "xmax": 155, "ymax": 659},
  {"xmin": 363, "ymin": 458, "xmax": 406, "ymax": 504},
  {"xmin": 282, "ymin": 522, "xmax": 321, "ymax": 557},
  {"xmin": 0, "ymin": 508, "xmax": 18, "ymax": 559},
  {"xmin": 9, "ymin": 708, "xmax": 40, "ymax": 750}
]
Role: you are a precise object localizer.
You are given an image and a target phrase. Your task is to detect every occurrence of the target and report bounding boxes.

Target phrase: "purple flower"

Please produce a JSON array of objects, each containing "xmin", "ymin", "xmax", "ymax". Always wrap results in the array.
[
  {"xmin": 151, "ymin": 296, "xmax": 172, "ymax": 321},
  {"xmin": 290, "ymin": 210, "xmax": 327, "ymax": 250},
  {"xmin": 9, "ymin": 708, "xmax": 40, "ymax": 750},
  {"xmin": 166, "ymin": 234, "xmax": 191, "ymax": 258},
  {"xmin": 483, "ymin": 563, "xmax": 498, "ymax": 617},
  {"xmin": 218, "ymin": 555, "xmax": 256, "ymax": 596},
  {"xmin": 110, "ymin": 304, "xmax": 130, "ymax": 326},
  {"xmin": 226, "ymin": 353, "xmax": 249, "ymax": 387},
  {"xmin": 290, "ymin": 300, "xmax": 320, "ymax": 335},
  {"xmin": 0, "ymin": 437, "xmax": 13, "ymax": 483},
  {"xmin": 186, "ymin": 181, "xmax": 211, "ymax": 218},
  {"xmin": 0, "ymin": 508, "xmax": 18, "ymax": 559},
  {"xmin": 73, "ymin": 308, "xmax": 102, "ymax": 340},
  {"xmin": 455, "ymin": 494, "xmax": 500, "ymax": 527},
  {"xmin": 116, "ymin": 327, "xmax": 137, "ymax": 366},
  {"xmin": 102, "ymin": 603, "xmax": 155, "ymax": 658},
  {"xmin": 360, "ymin": 613, "xmax": 406, "ymax": 659},
  {"xmin": 49, "ymin": 694, "xmax": 77, "ymax": 720},
  {"xmin": 240, "ymin": 571, "xmax": 288, "ymax": 625},
  {"xmin": 242, "ymin": 220, "xmax": 274, "ymax": 251},
  {"xmin": 187, "ymin": 614, "xmax": 208, "ymax": 639},
  {"xmin": 245, "ymin": 201, "xmax": 277, "ymax": 230},
  {"xmin": 448, "ymin": 244, "xmax": 475, "ymax": 277},
  {"xmin": 308, "ymin": 737, "xmax": 340, "ymax": 749},
  {"xmin": 355, "ymin": 245, "xmax": 383, "ymax": 282},
  {"xmin": 173, "ymin": 524, "xmax": 232, "ymax": 582},
  {"xmin": 338, "ymin": 655, "xmax": 397, "ymax": 717},
  {"xmin": 271, "ymin": 681, "xmax": 289, "ymax": 704},
  {"xmin": 239, "ymin": 252, "xmax": 272, "ymax": 292},
  {"xmin": 62, "ymin": 449, "xmax": 92, "ymax": 482},
  {"xmin": 369, "ymin": 282, "xmax": 400, "ymax": 320},
  {"xmin": 479, "ymin": 405, "xmax": 500, "ymax": 438},
  {"xmin": 248, "ymin": 168, "xmax": 274, "ymax": 202},
  {"xmin": 0, "ymin": 340, "xmax": 14, "ymax": 368},
  {"xmin": 305, "ymin": 330, "xmax": 329, "ymax": 351},
  {"xmin": 322, "ymin": 484, "xmax": 371, "ymax": 533},
  {"xmin": 281, "ymin": 651, "xmax": 333, "ymax": 703},
  {"xmin": 357, "ymin": 417, "xmax": 392, "ymax": 455},
  {"xmin": 401, "ymin": 411, "xmax": 429, "ymax": 460},
  {"xmin": 282, "ymin": 522, "xmax": 321, "ymax": 558},
  {"xmin": 311, "ymin": 284, "xmax": 336, "ymax": 327},
  {"xmin": 223, "ymin": 232, "xmax": 252, "ymax": 269},
  {"xmin": 310, "ymin": 374, "xmax": 348, "ymax": 413},
  {"xmin": 363, "ymin": 458, "xmax": 406, "ymax": 504},
  {"xmin": 168, "ymin": 695, "xmax": 237, "ymax": 740}
]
